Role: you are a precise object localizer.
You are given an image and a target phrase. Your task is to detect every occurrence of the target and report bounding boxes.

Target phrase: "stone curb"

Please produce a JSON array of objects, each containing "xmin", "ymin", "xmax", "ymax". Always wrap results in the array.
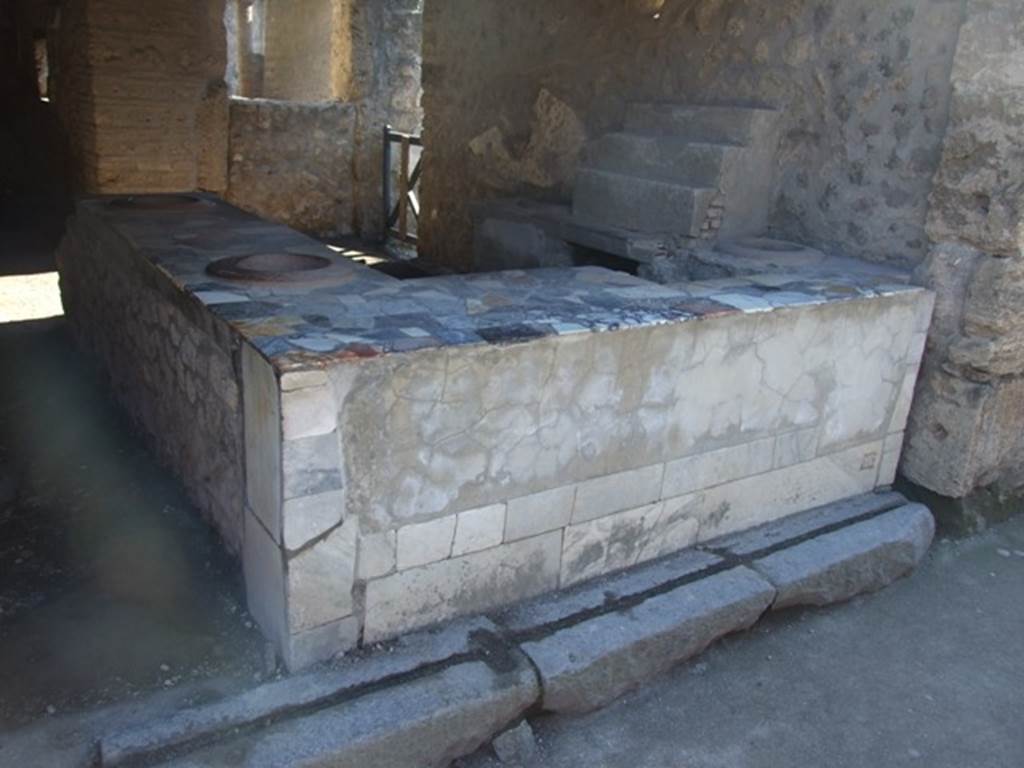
[
  {"xmin": 99, "ymin": 617, "xmax": 498, "ymax": 767},
  {"xmin": 518, "ymin": 565, "xmax": 776, "ymax": 714},
  {"xmin": 164, "ymin": 657, "xmax": 539, "ymax": 768},
  {"xmin": 94, "ymin": 492, "xmax": 934, "ymax": 768},
  {"xmin": 749, "ymin": 503, "xmax": 935, "ymax": 610}
]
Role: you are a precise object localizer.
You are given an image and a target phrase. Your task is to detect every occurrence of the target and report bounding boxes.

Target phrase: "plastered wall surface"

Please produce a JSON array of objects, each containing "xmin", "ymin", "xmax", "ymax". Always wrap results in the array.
[{"xmin": 419, "ymin": 0, "xmax": 964, "ymax": 271}]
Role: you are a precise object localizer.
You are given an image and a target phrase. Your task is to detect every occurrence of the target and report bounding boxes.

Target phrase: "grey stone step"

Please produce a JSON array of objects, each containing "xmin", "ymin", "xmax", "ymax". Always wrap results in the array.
[
  {"xmin": 626, "ymin": 103, "xmax": 780, "ymax": 145},
  {"xmin": 582, "ymin": 133, "xmax": 742, "ymax": 187},
  {"xmin": 572, "ymin": 168, "xmax": 715, "ymax": 236}
]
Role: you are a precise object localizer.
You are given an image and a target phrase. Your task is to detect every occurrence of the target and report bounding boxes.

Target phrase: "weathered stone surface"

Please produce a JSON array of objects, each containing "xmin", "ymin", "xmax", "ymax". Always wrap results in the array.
[
  {"xmin": 520, "ymin": 566, "xmax": 774, "ymax": 714},
  {"xmin": 560, "ymin": 500, "xmax": 699, "ymax": 587},
  {"xmin": 164, "ymin": 660, "xmax": 540, "ymax": 768},
  {"xmin": 750, "ymin": 504, "xmax": 935, "ymax": 610},
  {"xmin": 363, "ymin": 532, "xmax": 562, "ymax": 643},
  {"xmin": 491, "ymin": 720, "xmax": 539, "ymax": 766}
]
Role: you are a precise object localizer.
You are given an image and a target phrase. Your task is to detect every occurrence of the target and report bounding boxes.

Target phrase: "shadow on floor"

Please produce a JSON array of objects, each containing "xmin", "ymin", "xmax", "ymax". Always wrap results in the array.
[{"xmin": 0, "ymin": 316, "xmax": 265, "ymax": 729}]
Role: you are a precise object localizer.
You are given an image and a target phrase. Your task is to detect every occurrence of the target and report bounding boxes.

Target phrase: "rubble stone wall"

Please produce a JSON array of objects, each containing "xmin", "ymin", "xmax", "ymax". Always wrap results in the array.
[
  {"xmin": 419, "ymin": 0, "xmax": 964, "ymax": 271},
  {"xmin": 56, "ymin": 209, "xmax": 246, "ymax": 554},
  {"xmin": 901, "ymin": 0, "xmax": 1024, "ymax": 517},
  {"xmin": 226, "ymin": 98, "xmax": 358, "ymax": 236}
]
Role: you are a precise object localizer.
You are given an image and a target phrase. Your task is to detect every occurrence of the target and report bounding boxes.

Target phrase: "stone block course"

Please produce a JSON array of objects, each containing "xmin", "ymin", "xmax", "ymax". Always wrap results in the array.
[{"xmin": 364, "ymin": 532, "xmax": 563, "ymax": 643}]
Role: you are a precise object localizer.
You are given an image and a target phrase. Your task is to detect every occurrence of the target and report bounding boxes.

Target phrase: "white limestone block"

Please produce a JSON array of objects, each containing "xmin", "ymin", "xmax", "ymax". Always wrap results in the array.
[
  {"xmin": 451, "ymin": 504, "xmax": 506, "ymax": 557},
  {"xmin": 363, "ymin": 532, "xmax": 562, "ymax": 643},
  {"xmin": 561, "ymin": 499, "xmax": 700, "ymax": 587},
  {"xmin": 242, "ymin": 344, "xmax": 282, "ymax": 541},
  {"xmin": 505, "ymin": 485, "xmax": 575, "ymax": 542},
  {"xmin": 662, "ymin": 438, "xmax": 775, "ymax": 499},
  {"xmin": 357, "ymin": 530, "xmax": 397, "ymax": 581},
  {"xmin": 287, "ymin": 521, "xmax": 357, "ymax": 633},
  {"xmin": 572, "ymin": 464, "xmax": 664, "ymax": 524},
  {"xmin": 396, "ymin": 516, "xmax": 457, "ymax": 570},
  {"xmin": 282, "ymin": 384, "xmax": 337, "ymax": 441}
]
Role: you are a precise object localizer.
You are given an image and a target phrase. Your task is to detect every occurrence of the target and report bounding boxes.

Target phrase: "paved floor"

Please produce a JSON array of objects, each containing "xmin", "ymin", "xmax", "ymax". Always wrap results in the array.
[{"xmin": 463, "ymin": 515, "xmax": 1024, "ymax": 768}]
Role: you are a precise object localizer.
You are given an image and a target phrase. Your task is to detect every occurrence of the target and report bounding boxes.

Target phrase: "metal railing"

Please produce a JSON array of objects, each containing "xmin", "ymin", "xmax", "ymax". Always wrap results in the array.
[{"xmin": 383, "ymin": 126, "xmax": 423, "ymax": 245}]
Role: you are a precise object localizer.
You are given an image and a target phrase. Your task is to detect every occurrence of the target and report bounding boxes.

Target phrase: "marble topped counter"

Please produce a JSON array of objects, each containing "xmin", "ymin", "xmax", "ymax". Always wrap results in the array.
[{"xmin": 80, "ymin": 194, "xmax": 921, "ymax": 373}]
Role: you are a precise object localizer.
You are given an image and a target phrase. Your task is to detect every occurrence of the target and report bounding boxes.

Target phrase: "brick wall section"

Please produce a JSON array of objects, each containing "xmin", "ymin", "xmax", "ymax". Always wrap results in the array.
[{"xmin": 51, "ymin": 0, "xmax": 228, "ymax": 194}]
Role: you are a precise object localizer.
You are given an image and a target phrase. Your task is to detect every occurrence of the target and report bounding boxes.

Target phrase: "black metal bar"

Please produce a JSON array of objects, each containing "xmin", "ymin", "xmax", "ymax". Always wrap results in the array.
[{"xmin": 382, "ymin": 124, "xmax": 392, "ymax": 241}]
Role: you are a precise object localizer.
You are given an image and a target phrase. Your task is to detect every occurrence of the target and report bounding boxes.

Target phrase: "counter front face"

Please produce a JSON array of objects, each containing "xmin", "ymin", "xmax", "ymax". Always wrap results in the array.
[{"xmin": 58, "ymin": 195, "xmax": 934, "ymax": 669}]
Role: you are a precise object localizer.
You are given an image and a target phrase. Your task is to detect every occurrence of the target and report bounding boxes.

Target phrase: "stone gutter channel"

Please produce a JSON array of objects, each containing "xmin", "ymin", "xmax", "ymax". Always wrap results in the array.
[{"xmin": 97, "ymin": 491, "xmax": 934, "ymax": 768}]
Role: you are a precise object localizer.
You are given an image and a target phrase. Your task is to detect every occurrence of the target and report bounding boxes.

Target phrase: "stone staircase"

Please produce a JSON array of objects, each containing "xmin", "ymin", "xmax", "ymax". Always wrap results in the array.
[{"xmin": 572, "ymin": 103, "xmax": 782, "ymax": 241}]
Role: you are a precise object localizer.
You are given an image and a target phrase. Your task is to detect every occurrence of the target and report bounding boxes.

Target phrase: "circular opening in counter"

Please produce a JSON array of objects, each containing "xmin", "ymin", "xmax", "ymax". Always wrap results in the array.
[
  {"xmin": 107, "ymin": 194, "xmax": 210, "ymax": 211},
  {"xmin": 206, "ymin": 252, "xmax": 333, "ymax": 282}
]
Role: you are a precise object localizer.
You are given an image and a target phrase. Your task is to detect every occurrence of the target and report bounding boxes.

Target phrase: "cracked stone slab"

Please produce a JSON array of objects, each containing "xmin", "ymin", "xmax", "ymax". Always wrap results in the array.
[
  {"xmin": 519, "ymin": 565, "xmax": 775, "ymax": 714},
  {"xmin": 162, "ymin": 658, "xmax": 540, "ymax": 768},
  {"xmin": 750, "ymin": 503, "xmax": 935, "ymax": 610},
  {"xmin": 99, "ymin": 617, "xmax": 498, "ymax": 767}
]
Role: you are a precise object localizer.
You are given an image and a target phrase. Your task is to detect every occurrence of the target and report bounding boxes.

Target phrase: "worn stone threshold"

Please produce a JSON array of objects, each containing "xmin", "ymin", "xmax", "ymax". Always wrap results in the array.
[{"xmin": 96, "ymin": 491, "xmax": 934, "ymax": 768}]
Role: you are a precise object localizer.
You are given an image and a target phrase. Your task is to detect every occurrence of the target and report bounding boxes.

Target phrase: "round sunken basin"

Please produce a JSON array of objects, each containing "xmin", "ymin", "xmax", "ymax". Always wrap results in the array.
[
  {"xmin": 107, "ymin": 194, "xmax": 209, "ymax": 212},
  {"xmin": 206, "ymin": 252, "xmax": 333, "ymax": 282}
]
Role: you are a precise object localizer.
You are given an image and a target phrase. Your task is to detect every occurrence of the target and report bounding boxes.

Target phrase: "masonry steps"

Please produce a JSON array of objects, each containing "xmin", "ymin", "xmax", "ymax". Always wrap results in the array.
[
  {"xmin": 572, "ymin": 167, "xmax": 716, "ymax": 237},
  {"xmin": 581, "ymin": 133, "xmax": 743, "ymax": 187},
  {"xmin": 625, "ymin": 102, "xmax": 780, "ymax": 145},
  {"xmin": 571, "ymin": 103, "xmax": 781, "ymax": 239}
]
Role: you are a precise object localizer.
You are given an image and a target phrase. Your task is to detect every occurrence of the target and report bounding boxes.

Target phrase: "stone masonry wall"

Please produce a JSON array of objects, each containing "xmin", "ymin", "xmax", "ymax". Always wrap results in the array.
[
  {"xmin": 56, "ymin": 210, "xmax": 246, "ymax": 554},
  {"xmin": 419, "ymin": 0, "xmax": 963, "ymax": 271},
  {"xmin": 226, "ymin": 98, "xmax": 358, "ymax": 236},
  {"xmin": 901, "ymin": 0, "xmax": 1024, "ymax": 518},
  {"xmin": 262, "ymin": 0, "xmax": 351, "ymax": 102},
  {"xmin": 49, "ymin": 0, "xmax": 228, "ymax": 195}
]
